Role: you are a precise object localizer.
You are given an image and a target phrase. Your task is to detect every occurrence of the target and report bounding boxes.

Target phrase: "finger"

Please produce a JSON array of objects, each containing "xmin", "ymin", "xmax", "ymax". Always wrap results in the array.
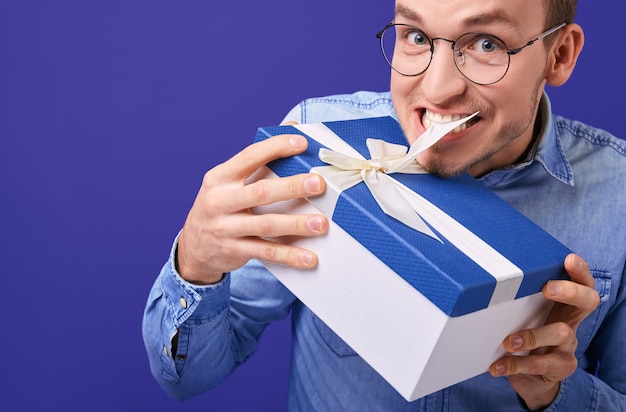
[
  {"xmin": 240, "ymin": 237, "xmax": 319, "ymax": 269},
  {"xmin": 540, "ymin": 254, "xmax": 599, "ymax": 316},
  {"xmin": 282, "ymin": 120, "xmax": 299, "ymax": 125},
  {"xmin": 489, "ymin": 351, "xmax": 577, "ymax": 379},
  {"xmin": 564, "ymin": 253, "xmax": 594, "ymax": 287},
  {"xmin": 216, "ymin": 134, "xmax": 309, "ymax": 181},
  {"xmin": 543, "ymin": 281, "xmax": 600, "ymax": 318},
  {"xmin": 228, "ymin": 213, "xmax": 329, "ymax": 238},
  {"xmin": 501, "ymin": 322, "xmax": 576, "ymax": 354},
  {"xmin": 226, "ymin": 173, "xmax": 326, "ymax": 211}
]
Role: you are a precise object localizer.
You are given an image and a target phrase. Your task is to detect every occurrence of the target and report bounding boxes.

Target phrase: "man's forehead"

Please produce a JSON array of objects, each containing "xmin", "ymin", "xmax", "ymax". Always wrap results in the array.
[{"xmin": 393, "ymin": 0, "xmax": 543, "ymax": 33}]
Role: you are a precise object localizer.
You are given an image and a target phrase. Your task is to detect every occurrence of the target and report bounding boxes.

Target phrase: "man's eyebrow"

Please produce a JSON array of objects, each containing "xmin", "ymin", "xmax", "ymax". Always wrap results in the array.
[
  {"xmin": 394, "ymin": 4, "xmax": 423, "ymax": 25},
  {"xmin": 394, "ymin": 5, "xmax": 521, "ymax": 34},
  {"xmin": 461, "ymin": 9, "xmax": 521, "ymax": 32}
]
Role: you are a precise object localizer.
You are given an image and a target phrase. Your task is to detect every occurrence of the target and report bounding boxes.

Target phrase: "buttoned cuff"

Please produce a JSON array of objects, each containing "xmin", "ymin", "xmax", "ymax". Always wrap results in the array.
[{"xmin": 160, "ymin": 232, "xmax": 231, "ymax": 328}]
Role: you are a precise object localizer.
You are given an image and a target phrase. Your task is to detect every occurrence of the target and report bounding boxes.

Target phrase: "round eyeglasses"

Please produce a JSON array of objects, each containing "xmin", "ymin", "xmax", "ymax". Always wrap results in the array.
[{"xmin": 376, "ymin": 23, "xmax": 566, "ymax": 85}]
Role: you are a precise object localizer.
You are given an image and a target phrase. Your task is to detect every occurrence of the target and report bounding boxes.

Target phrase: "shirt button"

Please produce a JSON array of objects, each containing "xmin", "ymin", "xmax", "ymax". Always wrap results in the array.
[{"xmin": 180, "ymin": 297, "xmax": 188, "ymax": 309}]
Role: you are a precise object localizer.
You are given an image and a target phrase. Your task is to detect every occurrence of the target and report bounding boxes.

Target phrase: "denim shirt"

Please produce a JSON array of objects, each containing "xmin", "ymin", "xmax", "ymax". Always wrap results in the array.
[{"xmin": 142, "ymin": 91, "xmax": 626, "ymax": 411}]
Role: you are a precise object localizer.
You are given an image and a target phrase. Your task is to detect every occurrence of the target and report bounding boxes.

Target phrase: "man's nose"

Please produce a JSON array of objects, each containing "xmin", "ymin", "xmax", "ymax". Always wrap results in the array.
[{"xmin": 420, "ymin": 40, "xmax": 467, "ymax": 104}]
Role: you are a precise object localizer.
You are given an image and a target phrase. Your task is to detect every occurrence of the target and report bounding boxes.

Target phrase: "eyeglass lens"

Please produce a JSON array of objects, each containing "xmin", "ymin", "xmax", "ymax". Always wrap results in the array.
[{"xmin": 379, "ymin": 25, "xmax": 511, "ymax": 85}]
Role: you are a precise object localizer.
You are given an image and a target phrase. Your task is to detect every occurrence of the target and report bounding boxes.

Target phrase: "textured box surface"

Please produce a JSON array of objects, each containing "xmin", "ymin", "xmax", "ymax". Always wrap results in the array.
[{"xmin": 252, "ymin": 116, "xmax": 571, "ymax": 400}]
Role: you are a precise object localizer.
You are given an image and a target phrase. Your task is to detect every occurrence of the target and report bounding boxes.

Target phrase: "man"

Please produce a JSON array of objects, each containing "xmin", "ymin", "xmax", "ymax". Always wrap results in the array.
[{"xmin": 143, "ymin": 0, "xmax": 626, "ymax": 410}]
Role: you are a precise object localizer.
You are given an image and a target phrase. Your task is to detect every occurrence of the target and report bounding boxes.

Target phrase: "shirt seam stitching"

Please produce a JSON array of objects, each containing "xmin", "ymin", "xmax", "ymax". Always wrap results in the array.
[
  {"xmin": 555, "ymin": 118, "xmax": 626, "ymax": 156},
  {"xmin": 300, "ymin": 95, "xmax": 393, "ymax": 123}
]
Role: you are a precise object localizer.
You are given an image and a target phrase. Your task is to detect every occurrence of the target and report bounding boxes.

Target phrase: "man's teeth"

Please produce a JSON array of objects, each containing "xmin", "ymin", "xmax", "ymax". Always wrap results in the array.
[{"xmin": 422, "ymin": 111, "xmax": 476, "ymax": 133}]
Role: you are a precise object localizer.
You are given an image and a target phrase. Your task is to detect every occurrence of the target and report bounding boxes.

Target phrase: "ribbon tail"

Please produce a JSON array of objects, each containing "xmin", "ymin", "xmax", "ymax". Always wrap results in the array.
[
  {"xmin": 392, "ymin": 179, "xmax": 523, "ymax": 304},
  {"xmin": 410, "ymin": 112, "xmax": 480, "ymax": 155},
  {"xmin": 388, "ymin": 112, "xmax": 480, "ymax": 173},
  {"xmin": 363, "ymin": 171, "xmax": 440, "ymax": 241}
]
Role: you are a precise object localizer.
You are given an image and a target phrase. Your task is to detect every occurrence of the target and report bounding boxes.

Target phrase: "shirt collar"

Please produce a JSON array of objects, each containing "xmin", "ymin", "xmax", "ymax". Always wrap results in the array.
[{"xmin": 479, "ymin": 92, "xmax": 574, "ymax": 188}]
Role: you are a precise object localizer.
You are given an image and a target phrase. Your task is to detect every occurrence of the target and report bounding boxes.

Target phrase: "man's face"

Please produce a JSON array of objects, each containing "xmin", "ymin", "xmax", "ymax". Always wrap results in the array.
[{"xmin": 391, "ymin": 0, "xmax": 552, "ymax": 178}]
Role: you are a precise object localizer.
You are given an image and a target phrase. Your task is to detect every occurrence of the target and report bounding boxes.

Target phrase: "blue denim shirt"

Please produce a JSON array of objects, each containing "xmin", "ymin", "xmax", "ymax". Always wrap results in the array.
[{"xmin": 143, "ymin": 91, "xmax": 626, "ymax": 411}]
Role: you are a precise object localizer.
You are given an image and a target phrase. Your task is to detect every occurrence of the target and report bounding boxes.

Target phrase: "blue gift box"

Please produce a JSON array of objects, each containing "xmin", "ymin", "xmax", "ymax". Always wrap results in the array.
[{"xmin": 254, "ymin": 116, "xmax": 570, "ymax": 317}]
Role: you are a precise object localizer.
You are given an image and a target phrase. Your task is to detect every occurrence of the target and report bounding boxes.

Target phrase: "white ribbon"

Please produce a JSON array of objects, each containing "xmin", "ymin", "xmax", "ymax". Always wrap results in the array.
[
  {"xmin": 293, "ymin": 114, "xmax": 525, "ymax": 306},
  {"xmin": 297, "ymin": 114, "xmax": 478, "ymax": 240}
]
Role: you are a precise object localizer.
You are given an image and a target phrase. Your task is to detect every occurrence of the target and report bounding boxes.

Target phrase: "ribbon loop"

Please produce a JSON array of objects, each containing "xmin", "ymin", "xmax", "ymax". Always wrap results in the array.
[{"xmin": 316, "ymin": 112, "xmax": 479, "ymax": 240}]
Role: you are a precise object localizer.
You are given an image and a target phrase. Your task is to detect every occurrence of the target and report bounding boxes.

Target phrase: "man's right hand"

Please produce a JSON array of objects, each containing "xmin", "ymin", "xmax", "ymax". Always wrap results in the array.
[{"xmin": 176, "ymin": 133, "xmax": 328, "ymax": 285}]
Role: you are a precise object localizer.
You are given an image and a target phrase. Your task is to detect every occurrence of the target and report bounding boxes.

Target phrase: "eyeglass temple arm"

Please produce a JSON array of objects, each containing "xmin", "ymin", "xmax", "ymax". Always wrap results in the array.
[
  {"xmin": 508, "ymin": 22, "xmax": 567, "ymax": 55},
  {"xmin": 376, "ymin": 22, "xmax": 395, "ymax": 39}
]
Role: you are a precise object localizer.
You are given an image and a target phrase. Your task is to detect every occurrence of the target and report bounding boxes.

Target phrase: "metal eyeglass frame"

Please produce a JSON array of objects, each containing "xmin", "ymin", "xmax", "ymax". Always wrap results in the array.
[{"xmin": 376, "ymin": 22, "xmax": 567, "ymax": 85}]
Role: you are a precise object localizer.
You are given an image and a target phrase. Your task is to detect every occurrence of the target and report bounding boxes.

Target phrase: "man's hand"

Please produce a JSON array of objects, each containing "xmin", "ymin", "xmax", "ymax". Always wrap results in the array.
[
  {"xmin": 176, "ymin": 133, "xmax": 328, "ymax": 285},
  {"xmin": 489, "ymin": 253, "xmax": 600, "ymax": 410}
]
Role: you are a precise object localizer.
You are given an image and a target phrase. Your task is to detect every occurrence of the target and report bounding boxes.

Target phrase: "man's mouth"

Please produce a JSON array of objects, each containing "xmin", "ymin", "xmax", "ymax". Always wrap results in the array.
[{"xmin": 421, "ymin": 110, "xmax": 481, "ymax": 133}]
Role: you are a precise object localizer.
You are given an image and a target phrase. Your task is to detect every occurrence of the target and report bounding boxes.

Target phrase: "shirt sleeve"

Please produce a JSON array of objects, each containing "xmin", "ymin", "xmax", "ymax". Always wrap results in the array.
[
  {"xmin": 281, "ymin": 101, "xmax": 304, "ymax": 124},
  {"xmin": 142, "ymin": 233, "xmax": 296, "ymax": 400}
]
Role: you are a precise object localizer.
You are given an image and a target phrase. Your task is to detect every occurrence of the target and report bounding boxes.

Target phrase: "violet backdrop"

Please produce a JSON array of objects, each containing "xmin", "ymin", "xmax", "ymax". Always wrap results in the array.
[{"xmin": 1, "ymin": 1, "xmax": 624, "ymax": 411}]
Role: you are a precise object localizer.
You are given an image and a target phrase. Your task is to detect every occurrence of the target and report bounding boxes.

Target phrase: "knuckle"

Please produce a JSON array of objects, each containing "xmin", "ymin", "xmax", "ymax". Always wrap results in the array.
[
  {"xmin": 203, "ymin": 163, "xmax": 225, "ymax": 184},
  {"xmin": 555, "ymin": 323, "xmax": 574, "ymax": 343},
  {"xmin": 286, "ymin": 249, "xmax": 300, "ymax": 266},
  {"xmin": 525, "ymin": 359, "xmax": 543, "ymax": 375},
  {"xmin": 589, "ymin": 289, "xmax": 601, "ymax": 310},
  {"xmin": 554, "ymin": 352, "xmax": 578, "ymax": 379},
  {"xmin": 257, "ymin": 215, "xmax": 275, "ymax": 237},
  {"xmin": 239, "ymin": 143, "xmax": 259, "ymax": 165},
  {"xmin": 202, "ymin": 168, "xmax": 216, "ymax": 185},
  {"xmin": 550, "ymin": 322, "xmax": 575, "ymax": 344},
  {"xmin": 261, "ymin": 244, "xmax": 278, "ymax": 262},
  {"xmin": 216, "ymin": 241, "xmax": 235, "ymax": 259},
  {"xmin": 523, "ymin": 330, "xmax": 537, "ymax": 349},
  {"xmin": 250, "ymin": 182, "xmax": 269, "ymax": 203},
  {"xmin": 294, "ymin": 216, "xmax": 308, "ymax": 234},
  {"xmin": 210, "ymin": 219, "xmax": 228, "ymax": 238},
  {"xmin": 199, "ymin": 176, "xmax": 229, "ymax": 212},
  {"xmin": 564, "ymin": 357, "xmax": 578, "ymax": 376},
  {"xmin": 506, "ymin": 358, "xmax": 519, "ymax": 375},
  {"xmin": 288, "ymin": 177, "xmax": 302, "ymax": 197},
  {"xmin": 202, "ymin": 193, "xmax": 221, "ymax": 212}
]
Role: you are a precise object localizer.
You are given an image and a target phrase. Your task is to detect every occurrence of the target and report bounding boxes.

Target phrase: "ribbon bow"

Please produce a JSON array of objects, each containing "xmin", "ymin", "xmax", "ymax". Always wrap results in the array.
[{"xmin": 309, "ymin": 113, "xmax": 478, "ymax": 241}]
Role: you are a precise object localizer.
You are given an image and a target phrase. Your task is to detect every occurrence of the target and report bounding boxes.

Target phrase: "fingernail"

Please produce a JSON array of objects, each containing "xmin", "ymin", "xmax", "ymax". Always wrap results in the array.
[
  {"xmin": 548, "ymin": 280, "xmax": 562, "ymax": 296},
  {"xmin": 494, "ymin": 363, "xmax": 505, "ymax": 376},
  {"xmin": 290, "ymin": 135, "xmax": 306, "ymax": 148},
  {"xmin": 510, "ymin": 335, "xmax": 523, "ymax": 350},
  {"xmin": 306, "ymin": 217, "xmax": 323, "ymax": 232},
  {"xmin": 304, "ymin": 176, "xmax": 321, "ymax": 193},
  {"xmin": 572, "ymin": 254, "xmax": 583, "ymax": 270}
]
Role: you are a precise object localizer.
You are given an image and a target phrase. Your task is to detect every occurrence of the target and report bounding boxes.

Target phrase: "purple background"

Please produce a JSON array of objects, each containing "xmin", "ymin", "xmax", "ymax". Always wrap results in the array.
[{"xmin": 1, "ymin": 1, "xmax": 624, "ymax": 411}]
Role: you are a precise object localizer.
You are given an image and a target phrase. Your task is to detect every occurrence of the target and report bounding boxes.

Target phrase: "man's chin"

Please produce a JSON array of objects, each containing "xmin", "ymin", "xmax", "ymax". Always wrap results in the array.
[
  {"xmin": 419, "ymin": 164, "xmax": 466, "ymax": 179},
  {"xmin": 417, "ymin": 157, "xmax": 467, "ymax": 178}
]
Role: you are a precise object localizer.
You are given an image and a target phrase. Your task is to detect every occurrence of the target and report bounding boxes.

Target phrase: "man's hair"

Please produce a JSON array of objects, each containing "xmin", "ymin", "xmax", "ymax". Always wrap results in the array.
[
  {"xmin": 545, "ymin": 0, "xmax": 577, "ymax": 27},
  {"xmin": 543, "ymin": 0, "xmax": 577, "ymax": 47}
]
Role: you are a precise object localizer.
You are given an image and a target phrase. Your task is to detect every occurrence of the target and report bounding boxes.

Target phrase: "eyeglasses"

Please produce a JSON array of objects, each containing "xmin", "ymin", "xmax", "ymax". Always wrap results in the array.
[{"xmin": 376, "ymin": 23, "xmax": 566, "ymax": 85}]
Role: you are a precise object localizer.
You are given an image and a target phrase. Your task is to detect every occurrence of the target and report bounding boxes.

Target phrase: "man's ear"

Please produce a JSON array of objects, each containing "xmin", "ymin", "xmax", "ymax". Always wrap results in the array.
[{"xmin": 545, "ymin": 23, "xmax": 585, "ymax": 87}]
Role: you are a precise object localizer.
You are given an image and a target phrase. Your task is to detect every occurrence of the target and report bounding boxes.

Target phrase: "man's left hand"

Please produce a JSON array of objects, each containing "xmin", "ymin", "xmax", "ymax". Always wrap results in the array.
[{"xmin": 489, "ymin": 253, "xmax": 600, "ymax": 410}]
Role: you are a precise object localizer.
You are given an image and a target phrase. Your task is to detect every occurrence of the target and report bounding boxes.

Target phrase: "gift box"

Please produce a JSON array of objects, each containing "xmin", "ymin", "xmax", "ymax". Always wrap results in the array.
[{"xmin": 251, "ymin": 116, "xmax": 570, "ymax": 401}]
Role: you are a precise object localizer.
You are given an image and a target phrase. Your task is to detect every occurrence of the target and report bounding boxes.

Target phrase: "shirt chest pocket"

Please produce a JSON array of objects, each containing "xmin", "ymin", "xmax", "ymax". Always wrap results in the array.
[{"xmin": 576, "ymin": 269, "xmax": 612, "ymax": 355}]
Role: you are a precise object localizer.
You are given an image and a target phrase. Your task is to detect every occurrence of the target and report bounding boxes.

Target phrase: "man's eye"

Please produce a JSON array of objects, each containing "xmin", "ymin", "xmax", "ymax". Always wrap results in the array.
[
  {"xmin": 472, "ymin": 36, "xmax": 501, "ymax": 53},
  {"xmin": 407, "ymin": 31, "xmax": 427, "ymax": 45}
]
